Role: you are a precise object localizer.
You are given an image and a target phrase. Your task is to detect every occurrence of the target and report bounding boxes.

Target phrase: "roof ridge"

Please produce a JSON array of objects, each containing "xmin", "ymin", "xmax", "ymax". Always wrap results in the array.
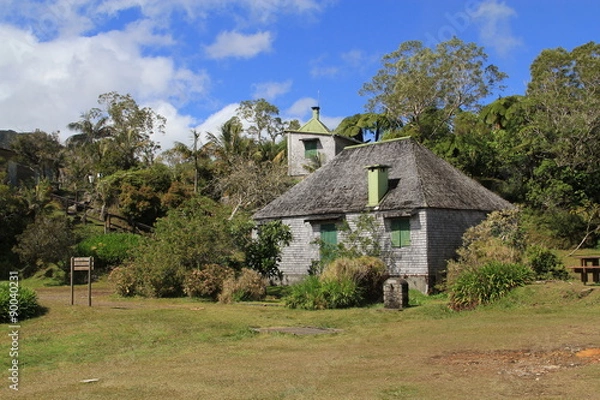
[
  {"xmin": 345, "ymin": 136, "xmax": 411, "ymax": 150},
  {"xmin": 410, "ymin": 140, "xmax": 429, "ymax": 208}
]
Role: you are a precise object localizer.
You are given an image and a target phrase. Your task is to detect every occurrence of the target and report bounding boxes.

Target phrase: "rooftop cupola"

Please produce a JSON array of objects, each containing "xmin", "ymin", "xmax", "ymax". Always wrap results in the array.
[
  {"xmin": 298, "ymin": 106, "xmax": 330, "ymax": 133},
  {"xmin": 365, "ymin": 164, "xmax": 390, "ymax": 207}
]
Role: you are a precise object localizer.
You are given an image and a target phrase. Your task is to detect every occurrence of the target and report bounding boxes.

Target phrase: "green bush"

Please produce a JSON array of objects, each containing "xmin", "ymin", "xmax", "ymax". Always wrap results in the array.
[
  {"xmin": 139, "ymin": 262, "xmax": 186, "ymax": 298},
  {"xmin": 284, "ymin": 275, "xmax": 363, "ymax": 310},
  {"xmin": 449, "ymin": 262, "xmax": 533, "ymax": 311},
  {"xmin": 526, "ymin": 246, "xmax": 570, "ymax": 280},
  {"xmin": 284, "ymin": 276, "xmax": 327, "ymax": 310},
  {"xmin": 76, "ymin": 233, "xmax": 141, "ymax": 269},
  {"xmin": 218, "ymin": 268, "xmax": 266, "ymax": 304},
  {"xmin": 109, "ymin": 259, "xmax": 187, "ymax": 298},
  {"xmin": 184, "ymin": 264, "xmax": 235, "ymax": 300},
  {"xmin": 0, "ymin": 282, "xmax": 42, "ymax": 323},
  {"xmin": 320, "ymin": 278, "xmax": 362, "ymax": 309}
]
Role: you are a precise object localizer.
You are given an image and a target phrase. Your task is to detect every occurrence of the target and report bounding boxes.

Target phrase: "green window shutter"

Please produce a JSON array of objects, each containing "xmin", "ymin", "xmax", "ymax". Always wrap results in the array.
[
  {"xmin": 320, "ymin": 223, "xmax": 337, "ymax": 245},
  {"xmin": 304, "ymin": 140, "xmax": 318, "ymax": 158},
  {"xmin": 320, "ymin": 223, "xmax": 338, "ymax": 263},
  {"xmin": 391, "ymin": 218, "xmax": 410, "ymax": 247}
]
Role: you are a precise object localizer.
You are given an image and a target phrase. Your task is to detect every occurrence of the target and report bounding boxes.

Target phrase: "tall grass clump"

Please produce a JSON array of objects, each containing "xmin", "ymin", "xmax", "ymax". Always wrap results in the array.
[
  {"xmin": 285, "ymin": 256, "xmax": 385, "ymax": 310},
  {"xmin": 218, "ymin": 268, "xmax": 267, "ymax": 304},
  {"xmin": 449, "ymin": 262, "xmax": 533, "ymax": 311}
]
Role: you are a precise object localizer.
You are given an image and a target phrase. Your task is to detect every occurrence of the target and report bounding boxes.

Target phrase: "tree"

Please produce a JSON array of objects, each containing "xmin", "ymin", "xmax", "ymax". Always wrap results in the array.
[
  {"xmin": 335, "ymin": 113, "xmax": 401, "ymax": 142},
  {"xmin": 519, "ymin": 43, "xmax": 600, "ymax": 247},
  {"xmin": 0, "ymin": 177, "xmax": 30, "ymax": 279},
  {"xmin": 10, "ymin": 130, "xmax": 63, "ymax": 182},
  {"xmin": 13, "ymin": 213, "xmax": 77, "ymax": 276},
  {"xmin": 96, "ymin": 164, "xmax": 172, "ymax": 227},
  {"xmin": 244, "ymin": 220, "xmax": 292, "ymax": 284},
  {"xmin": 205, "ymin": 116, "xmax": 252, "ymax": 168},
  {"xmin": 237, "ymin": 99, "xmax": 299, "ymax": 142},
  {"xmin": 526, "ymin": 42, "xmax": 600, "ymax": 176},
  {"xmin": 360, "ymin": 37, "xmax": 507, "ymax": 141},
  {"xmin": 168, "ymin": 130, "xmax": 211, "ymax": 194},
  {"xmin": 70, "ymin": 92, "xmax": 165, "ymax": 175},
  {"xmin": 119, "ymin": 197, "xmax": 243, "ymax": 297},
  {"xmin": 66, "ymin": 109, "xmax": 112, "ymax": 147}
]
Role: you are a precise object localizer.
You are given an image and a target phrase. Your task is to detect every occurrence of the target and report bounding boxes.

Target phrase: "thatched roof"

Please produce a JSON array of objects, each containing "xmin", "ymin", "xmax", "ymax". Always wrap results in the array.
[{"xmin": 254, "ymin": 137, "xmax": 511, "ymax": 220}]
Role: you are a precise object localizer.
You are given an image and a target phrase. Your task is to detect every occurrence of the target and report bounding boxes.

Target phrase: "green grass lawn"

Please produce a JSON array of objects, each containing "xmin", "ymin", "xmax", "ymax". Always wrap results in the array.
[{"xmin": 2, "ymin": 279, "xmax": 600, "ymax": 399}]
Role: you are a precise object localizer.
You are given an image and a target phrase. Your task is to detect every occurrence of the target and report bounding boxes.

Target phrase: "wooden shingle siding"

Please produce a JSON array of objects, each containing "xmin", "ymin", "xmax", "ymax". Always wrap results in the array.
[
  {"xmin": 277, "ymin": 218, "xmax": 319, "ymax": 284},
  {"xmin": 424, "ymin": 208, "xmax": 488, "ymax": 278}
]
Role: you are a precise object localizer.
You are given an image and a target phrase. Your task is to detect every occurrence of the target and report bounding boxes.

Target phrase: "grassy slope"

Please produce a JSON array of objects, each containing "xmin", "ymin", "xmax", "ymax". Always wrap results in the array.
[{"xmin": 1, "ymin": 280, "xmax": 599, "ymax": 399}]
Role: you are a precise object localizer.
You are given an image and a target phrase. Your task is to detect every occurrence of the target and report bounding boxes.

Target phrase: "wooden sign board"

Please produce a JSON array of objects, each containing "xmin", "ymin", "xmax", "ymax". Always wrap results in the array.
[
  {"xmin": 72, "ymin": 257, "xmax": 94, "ymax": 271},
  {"xmin": 70, "ymin": 257, "xmax": 94, "ymax": 306}
]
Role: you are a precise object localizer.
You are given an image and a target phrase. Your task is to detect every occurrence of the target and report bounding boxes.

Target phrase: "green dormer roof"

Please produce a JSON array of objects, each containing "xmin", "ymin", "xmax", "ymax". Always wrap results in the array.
[{"xmin": 298, "ymin": 106, "xmax": 330, "ymax": 133}]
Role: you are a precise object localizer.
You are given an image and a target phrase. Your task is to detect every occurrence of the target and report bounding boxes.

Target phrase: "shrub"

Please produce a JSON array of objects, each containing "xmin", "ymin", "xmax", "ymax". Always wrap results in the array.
[
  {"xmin": 76, "ymin": 233, "xmax": 141, "ymax": 269},
  {"xmin": 139, "ymin": 263, "xmax": 187, "ymax": 298},
  {"xmin": 109, "ymin": 266, "xmax": 138, "ymax": 297},
  {"xmin": 446, "ymin": 208, "xmax": 526, "ymax": 288},
  {"xmin": 0, "ymin": 282, "xmax": 42, "ymax": 323},
  {"xmin": 320, "ymin": 256, "xmax": 388, "ymax": 303},
  {"xmin": 284, "ymin": 276, "xmax": 327, "ymax": 310},
  {"xmin": 184, "ymin": 264, "xmax": 235, "ymax": 300},
  {"xmin": 110, "ymin": 257, "xmax": 187, "ymax": 298},
  {"xmin": 218, "ymin": 268, "xmax": 266, "ymax": 304},
  {"xmin": 526, "ymin": 246, "xmax": 570, "ymax": 280},
  {"xmin": 449, "ymin": 262, "xmax": 533, "ymax": 311}
]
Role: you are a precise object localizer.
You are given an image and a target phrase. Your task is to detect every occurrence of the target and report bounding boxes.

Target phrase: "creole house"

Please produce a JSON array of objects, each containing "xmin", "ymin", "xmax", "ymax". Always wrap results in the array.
[{"xmin": 254, "ymin": 137, "xmax": 512, "ymax": 293}]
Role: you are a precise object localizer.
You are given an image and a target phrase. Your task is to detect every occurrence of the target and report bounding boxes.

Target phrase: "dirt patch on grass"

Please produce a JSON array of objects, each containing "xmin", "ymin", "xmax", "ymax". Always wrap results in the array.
[
  {"xmin": 252, "ymin": 327, "xmax": 343, "ymax": 335},
  {"xmin": 432, "ymin": 347, "xmax": 600, "ymax": 378}
]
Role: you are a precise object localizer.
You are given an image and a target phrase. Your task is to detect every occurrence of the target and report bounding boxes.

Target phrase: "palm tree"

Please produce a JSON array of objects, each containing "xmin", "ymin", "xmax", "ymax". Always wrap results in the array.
[
  {"xmin": 170, "ymin": 130, "xmax": 208, "ymax": 194},
  {"xmin": 66, "ymin": 109, "xmax": 112, "ymax": 147},
  {"xmin": 205, "ymin": 116, "xmax": 252, "ymax": 167}
]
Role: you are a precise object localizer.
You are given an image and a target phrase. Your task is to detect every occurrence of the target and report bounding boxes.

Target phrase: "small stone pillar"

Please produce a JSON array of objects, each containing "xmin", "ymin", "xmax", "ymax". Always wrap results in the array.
[{"xmin": 384, "ymin": 277, "xmax": 409, "ymax": 310}]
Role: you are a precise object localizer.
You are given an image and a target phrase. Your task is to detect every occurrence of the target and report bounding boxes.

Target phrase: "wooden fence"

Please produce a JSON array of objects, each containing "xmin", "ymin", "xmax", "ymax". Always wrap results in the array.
[{"xmin": 51, "ymin": 194, "xmax": 153, "ymax": 234}]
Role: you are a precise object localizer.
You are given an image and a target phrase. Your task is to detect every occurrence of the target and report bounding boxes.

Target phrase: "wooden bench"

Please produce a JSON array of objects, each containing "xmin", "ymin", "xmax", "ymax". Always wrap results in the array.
[
  {"xmin": 568, "ymin": 255, "xmax": 600, "ymax": 284},
  {"xmin": 567, "ymin": 266, "xmax": 600, "ymax": 284}
]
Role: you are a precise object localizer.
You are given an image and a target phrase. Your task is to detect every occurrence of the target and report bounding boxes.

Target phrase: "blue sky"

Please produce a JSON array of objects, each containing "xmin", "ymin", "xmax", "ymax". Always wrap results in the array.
[{"xmin": 0, "ymin": 0, "xmax": 598, "ymax": 150}]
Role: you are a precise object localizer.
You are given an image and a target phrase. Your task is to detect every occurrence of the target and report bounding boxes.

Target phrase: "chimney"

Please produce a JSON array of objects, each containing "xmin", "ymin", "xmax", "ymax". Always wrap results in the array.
[
  {"xmin": 311, "ymin": 106, "xmax": 320, "ymax": 120},
  {"xmin": 365, "ymin": 165, "xmax": 390, "ymax": 207}
]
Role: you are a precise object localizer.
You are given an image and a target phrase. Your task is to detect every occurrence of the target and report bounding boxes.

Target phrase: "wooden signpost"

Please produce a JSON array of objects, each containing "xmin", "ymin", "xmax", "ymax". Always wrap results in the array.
[{"xmin": 71, "ymin": 257, "xmax": 94, "ymax": 306}]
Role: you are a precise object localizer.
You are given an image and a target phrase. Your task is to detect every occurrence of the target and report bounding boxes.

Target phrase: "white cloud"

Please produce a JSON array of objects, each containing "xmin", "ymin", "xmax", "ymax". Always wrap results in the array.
[
  {"xmin": 286, "ymin": 97, "xmax": 318, "ymax": 119},
  {"xmin": 471, "ymin": 0, "xmax": 523, "ymax": 56},
  {"xmin": 251, "ymin": 80, "xmax": 292, "ymax": 100},
  {"xmin": 193, "ymin": 103, "xmax": 240, "ymax": 143},
  {"xmin": 205, "ymin": 30, "xmax": 273, "ymax": 59},
  {"xmin": 0, "ymin": 22, "xmax": 209, "ymax": 147},
  {"xmin": 149, "ymin": 101, "xmax": 197, "ymax": 151}
]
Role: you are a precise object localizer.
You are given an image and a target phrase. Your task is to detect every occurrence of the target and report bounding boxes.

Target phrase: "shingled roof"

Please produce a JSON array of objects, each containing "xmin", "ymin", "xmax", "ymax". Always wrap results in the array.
[{"xmin": 254, "ymin": 137, "xmax": 511, "ymax": 220}]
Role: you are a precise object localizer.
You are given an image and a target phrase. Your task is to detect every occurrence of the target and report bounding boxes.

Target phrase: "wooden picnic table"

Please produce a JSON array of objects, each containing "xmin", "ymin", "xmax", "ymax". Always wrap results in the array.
[{"xmin": 568, "ymin": 255, "xmax": 600, "ymax": 284}]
